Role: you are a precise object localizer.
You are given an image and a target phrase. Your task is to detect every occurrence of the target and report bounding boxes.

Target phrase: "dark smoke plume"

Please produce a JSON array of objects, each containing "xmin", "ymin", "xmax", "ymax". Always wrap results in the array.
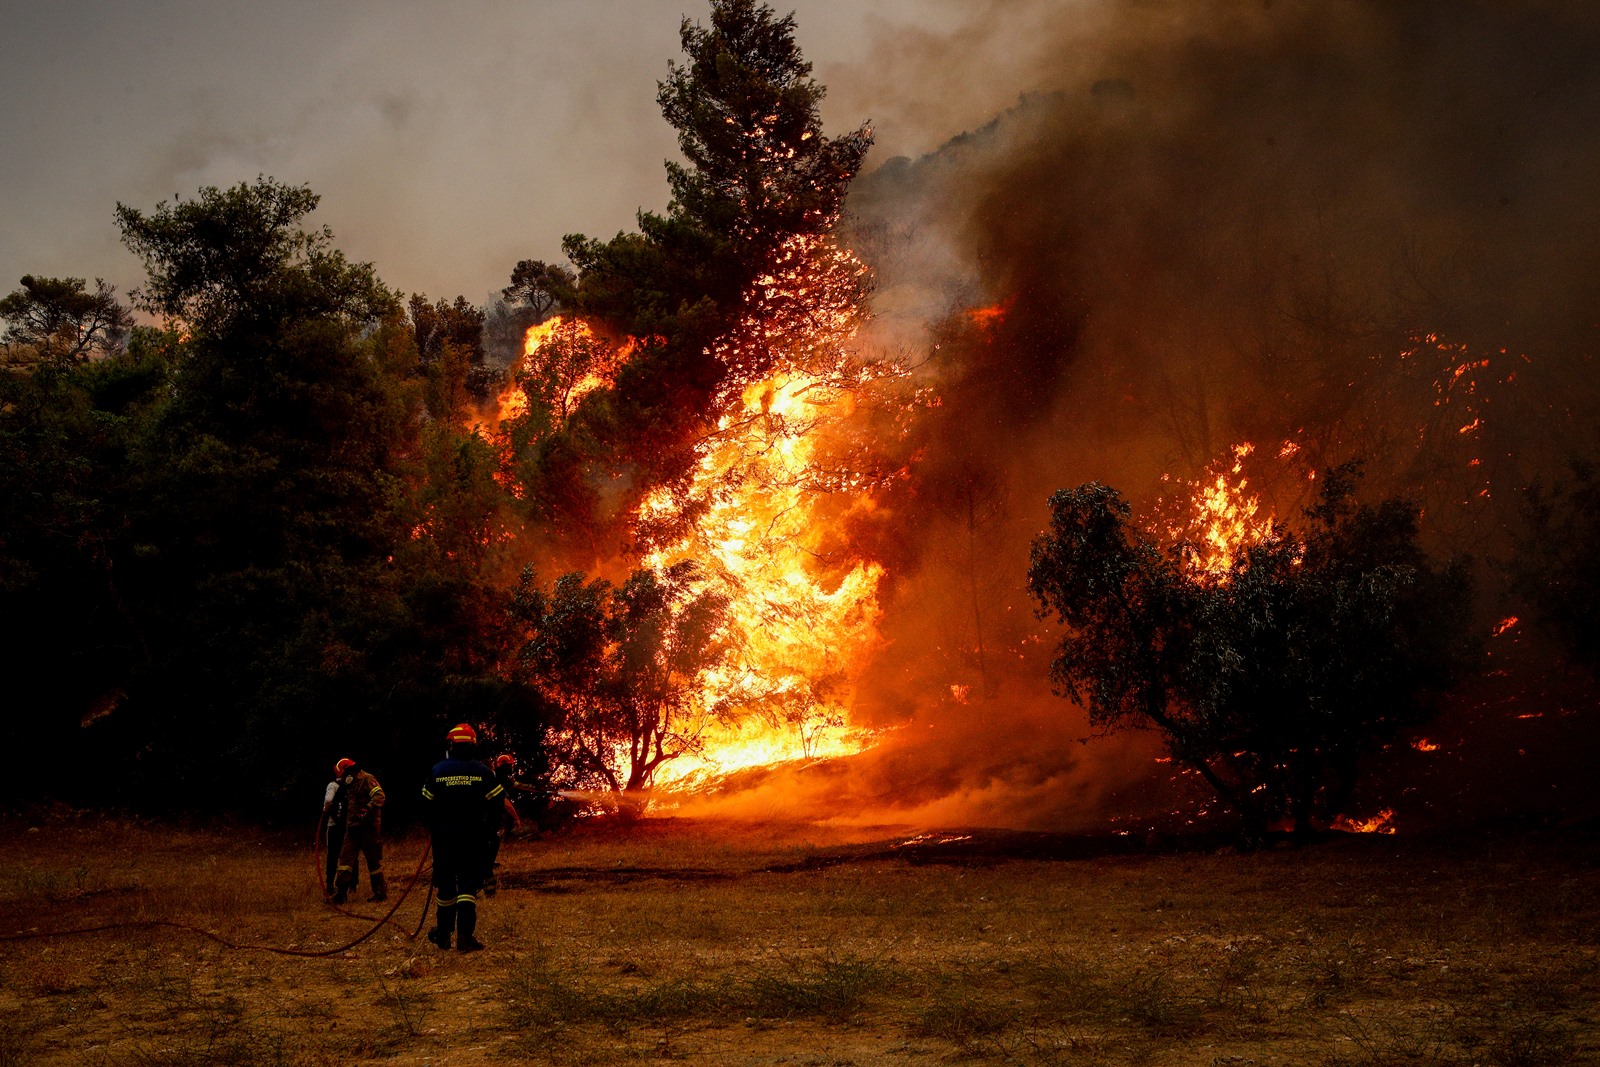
[{"xmin": 703, "ymin": 0, "xmax": 1600, "ymax": 831}]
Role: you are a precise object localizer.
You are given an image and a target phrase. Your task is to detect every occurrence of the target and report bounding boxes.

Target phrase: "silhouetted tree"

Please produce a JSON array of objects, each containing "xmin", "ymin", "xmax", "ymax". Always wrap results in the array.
[
  {"xmin": 508, "ymin": 562, "xmax": 727, "ymax": 797},
  {"xmin": 408, "ymin": 293, "xmax": 490, "ymax": 418},
  {"xmin": 1028, "ymin": 466, "xmax": 1479, "ymax": 838},
  {"xmin": 0, "ymin": 177, "xmax": 537, "ymax": 817},
  {"xmin": 0, "ymin": 275, "xmax": 131, "ymax": 365},
  {"xmin": 501, "ymin": 259, "xmax": 575, "ymax": 321}
]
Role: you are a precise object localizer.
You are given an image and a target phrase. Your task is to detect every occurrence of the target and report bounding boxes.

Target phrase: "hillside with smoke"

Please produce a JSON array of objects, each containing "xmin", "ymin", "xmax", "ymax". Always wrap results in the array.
[{"xmin": 671, "ymin": 0, "xmax": 1600, "ymax": 830}]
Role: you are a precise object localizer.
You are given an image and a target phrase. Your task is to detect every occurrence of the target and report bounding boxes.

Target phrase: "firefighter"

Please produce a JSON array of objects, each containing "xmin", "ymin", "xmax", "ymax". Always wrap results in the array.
[
  {"xmin": 320, "ymin": 762, "xmax": 349, "ymax": 896},
  {"xmin": 330, "ymin": 757, "xmax": 387, "ymax": 905},
  {"xmin": 421, "ymin": 723, "xmax": 504, "ymax": 952},
  {"xmin": 483, "ymin": 753, "xmax": 527, "ymax": 896}
]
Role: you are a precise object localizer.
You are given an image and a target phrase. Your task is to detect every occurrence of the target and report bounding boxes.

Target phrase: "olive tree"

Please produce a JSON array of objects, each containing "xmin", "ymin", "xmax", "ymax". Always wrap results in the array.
[{"xmin": 1027, "ymin": 466, "xmax": 1479, "ymax": 837}]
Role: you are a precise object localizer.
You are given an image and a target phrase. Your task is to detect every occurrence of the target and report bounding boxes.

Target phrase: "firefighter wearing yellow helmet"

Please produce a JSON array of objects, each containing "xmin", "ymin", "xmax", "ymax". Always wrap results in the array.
[{"xmin": 420, "ymin": 723, "xmax": 504, "ymax": 952}]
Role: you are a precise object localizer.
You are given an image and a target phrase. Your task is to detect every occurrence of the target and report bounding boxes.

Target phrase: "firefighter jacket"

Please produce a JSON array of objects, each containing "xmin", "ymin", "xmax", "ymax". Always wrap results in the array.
[
  {"xmin": 344, "ymin": 770, "xmax": 386, "ymax": 827},
  {"xmin": 421, "ymin": 757, "xmax": 504, "ymax": 837}
]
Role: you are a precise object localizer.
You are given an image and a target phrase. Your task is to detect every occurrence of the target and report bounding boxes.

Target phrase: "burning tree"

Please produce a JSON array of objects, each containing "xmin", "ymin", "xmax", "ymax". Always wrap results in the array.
[
  {"xmin": 1027, "ymin": 465, "xmax": 1479, "ymax": 838},
  {"xmin": 509, "ymin": 562, "xmax": 728, "ymax": 798},
  {"xmin": 485, "ymin": 0, "xmax": 897, "ymax": 793},
  {"xmin": 508, "ymin": 0, "xmax": 874, "ymax": 538}
]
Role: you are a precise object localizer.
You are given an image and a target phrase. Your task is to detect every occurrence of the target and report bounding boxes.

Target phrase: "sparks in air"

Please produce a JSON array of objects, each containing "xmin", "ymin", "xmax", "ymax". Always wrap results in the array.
[{"xmin": 1165, "ymin": 443, "xmax": 1279, "ymax": 581}]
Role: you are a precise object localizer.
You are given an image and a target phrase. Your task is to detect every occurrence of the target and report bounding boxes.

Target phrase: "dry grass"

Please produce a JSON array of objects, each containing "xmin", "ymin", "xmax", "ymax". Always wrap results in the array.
[{"xmin": 0, "ymin": 812, "xmax": 1595, "ymax": 1065}]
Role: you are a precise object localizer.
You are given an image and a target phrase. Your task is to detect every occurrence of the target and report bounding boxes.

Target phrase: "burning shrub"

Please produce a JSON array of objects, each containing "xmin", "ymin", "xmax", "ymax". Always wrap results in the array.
[{"xmin": 1027, "ymin": 464, "xmax": 1480, "ymax": 838}]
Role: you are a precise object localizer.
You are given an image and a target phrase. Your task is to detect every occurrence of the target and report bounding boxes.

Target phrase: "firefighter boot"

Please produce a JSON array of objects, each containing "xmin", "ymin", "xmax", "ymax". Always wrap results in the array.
[
  {"xmin": 331, "ymin": 867, "xmax": 353, "ymax": 905},
  {"xmin": 456, "ymin": 900, "xmax": 483, "ymax": 952},
  {"xmin": 369, "ymin": 871, "xmax": 387, "ymax": 903},
  {"xmin": 426, "ymin": 902, "xmax": 455, "ymax": 949}
]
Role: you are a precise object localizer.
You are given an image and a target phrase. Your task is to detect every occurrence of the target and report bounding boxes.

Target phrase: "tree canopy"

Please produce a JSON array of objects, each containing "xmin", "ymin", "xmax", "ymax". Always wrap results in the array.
[
  {"xmin": 1, "ymin": 177, "xmax": 543, "ymax": 817},
  {"xmin": 0, "ymin": 275, "xmax": 131, "ymax": 365},
  {"xmin": 1027, "ymin": 467, "xmax": 1480, "ymax": 837},
  {"xmin": 509, "ymin": 562, "xmax": 728, "ymax": 797}
]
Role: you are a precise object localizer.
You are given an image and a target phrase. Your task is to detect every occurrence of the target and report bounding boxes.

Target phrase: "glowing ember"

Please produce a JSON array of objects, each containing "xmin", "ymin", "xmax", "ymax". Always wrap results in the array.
[
  {"xmin": 1331, "ymin": 808, "xmax": 1396, "ymax": 834},
  {"xmin": 1412, "ymin": 738, "xmax": 1439, "ymax": 752},
  {"xmin": 1493, "ymin": 616, "xmax": 1519, "ymax": 637}
]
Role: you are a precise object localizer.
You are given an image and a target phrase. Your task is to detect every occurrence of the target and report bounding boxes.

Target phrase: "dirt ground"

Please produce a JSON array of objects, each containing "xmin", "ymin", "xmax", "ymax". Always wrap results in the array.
[{"xmin": 0, "ymin": 812, "xmax": 1595, "ymax": 1066}]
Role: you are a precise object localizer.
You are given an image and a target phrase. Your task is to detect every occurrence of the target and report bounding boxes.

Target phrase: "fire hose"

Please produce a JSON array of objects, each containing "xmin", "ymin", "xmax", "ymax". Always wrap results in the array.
[
  {"xmin": 0, "ymin": 827, "xmax": 435, "ymax": 958},
  {"xmin": 316, "ymin": 810, "xmax": 436, "ymax": 941}
]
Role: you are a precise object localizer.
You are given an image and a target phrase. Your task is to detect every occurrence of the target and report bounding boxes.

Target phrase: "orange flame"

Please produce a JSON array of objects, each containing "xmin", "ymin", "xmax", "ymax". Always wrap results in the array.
[
  {"xmin": 637, "ymin": 234, "xmax": 903, "ymax": 792},
  {"xmin": 1168, "ymin": 443, "xmax": 1277, "ymax": 581},
  {"xmin": 495, "ymin": 316, "xmax": 629, "ymax": 429},
  {"xmin": 966, "ymin": 304, "xmax": 1005, "ymax": 329},
  {"xmin": 1331, "ymin": 808, "xmax": 1396, "ymax": 834}
]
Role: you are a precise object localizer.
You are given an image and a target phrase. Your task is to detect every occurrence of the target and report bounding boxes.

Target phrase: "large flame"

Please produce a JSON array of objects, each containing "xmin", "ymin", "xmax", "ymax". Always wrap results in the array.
[
  {"xmin": 640, "ymin": 369, "xmax": 889, "ymax": 790},
  {"xmin": 490, "ymin": 234, "xmax": 903, "ymax": 795},
  {"xmin": 1166, "ymin": 443, "xmax": 1278, "ymax": 581},
  {"xmin": 641, "ymin": 235, "xmax": 904, "ymax": 790}
]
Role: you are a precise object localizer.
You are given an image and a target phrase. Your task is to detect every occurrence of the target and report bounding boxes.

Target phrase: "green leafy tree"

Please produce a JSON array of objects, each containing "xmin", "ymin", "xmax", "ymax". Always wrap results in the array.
[
  {"xmin": 1027, "ymin": 467, "xmax": 1479, "ymax": 837},
  {"xmin": 656, "ymin": 0, "xmax": 871, "ymax": 266},
  {"xmin": 0, "ymin": 275, "xmax": 132, "ymax": 365},
  {"xmin": 0, "ymin": 179, "xmax": 544, "ymax": 816},
  {"xmin": 0, "ymin": 332, "xmax": 174, "ymax": 787},
  {"xmin": 508, "ymin": 562, "xmax": 727, "ymax": 797},
  {"xmin": 79, "ymin": 178, "xmax": 479, "ymax": 812},
  {"xmin": 408, "ymin": 293, "xmax": 492, "ymax": 419}
]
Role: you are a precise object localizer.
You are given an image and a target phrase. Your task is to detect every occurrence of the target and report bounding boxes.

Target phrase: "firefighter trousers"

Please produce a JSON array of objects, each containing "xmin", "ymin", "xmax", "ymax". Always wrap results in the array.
[{"xmin": 334, "ymin": 819, "xmax": 384, "ymax": 900}]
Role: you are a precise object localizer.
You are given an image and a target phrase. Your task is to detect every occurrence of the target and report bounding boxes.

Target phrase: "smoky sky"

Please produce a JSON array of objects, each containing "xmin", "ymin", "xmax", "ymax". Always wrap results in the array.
[
  {"xmin": 851, "ymin": 0, "xmax": 1600, "ymax": 545},
  {"xmin": 0, "ymin": 0, "xmax": 972, "ymax": 308},
  {"xmin": 795, "ymin": 0, "xmax": 1600, "ymax": 829}
]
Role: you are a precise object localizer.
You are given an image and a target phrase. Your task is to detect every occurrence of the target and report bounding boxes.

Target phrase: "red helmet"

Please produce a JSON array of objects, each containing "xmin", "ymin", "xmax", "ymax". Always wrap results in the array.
[
  {"xmin": 446, "ymin": 722, "xmax": 477, "ymax": 745},
  {"xmin": 493, "ymin": 754, "xmax": 516, "ymax": 772},
  {"xmin": 334, "ymin": 758, "xmax": 356, "ymax": 778}
]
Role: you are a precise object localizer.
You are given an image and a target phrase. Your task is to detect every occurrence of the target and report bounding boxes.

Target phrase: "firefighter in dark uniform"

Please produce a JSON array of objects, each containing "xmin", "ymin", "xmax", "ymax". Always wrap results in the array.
[
  {"xmin": 331, "ymin": 758, "xmax": 387, "ymax": 905},
  {"xmin": 421, "ymin": 723, "xmax": 504, "ymax": 952}
]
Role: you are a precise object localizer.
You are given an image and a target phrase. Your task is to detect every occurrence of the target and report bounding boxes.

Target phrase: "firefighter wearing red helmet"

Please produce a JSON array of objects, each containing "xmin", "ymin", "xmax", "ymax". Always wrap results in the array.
[
  {"xmin": 330, "ymin": 757, "xmax": 387, "ymax": 905},
  {"xmin": 483, "ymin": 753, "xmax": 527, "ymax": 896},
  {"xmin": 420, "ymin": 723, "xmax": 503, "ymax": 951}
]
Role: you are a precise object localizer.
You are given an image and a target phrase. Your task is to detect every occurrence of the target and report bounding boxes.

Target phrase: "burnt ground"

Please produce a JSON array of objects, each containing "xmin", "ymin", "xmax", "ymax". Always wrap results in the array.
[{"xmin": 0, "ymin": 813, "xmax": 1596, "ymax": 1066}]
